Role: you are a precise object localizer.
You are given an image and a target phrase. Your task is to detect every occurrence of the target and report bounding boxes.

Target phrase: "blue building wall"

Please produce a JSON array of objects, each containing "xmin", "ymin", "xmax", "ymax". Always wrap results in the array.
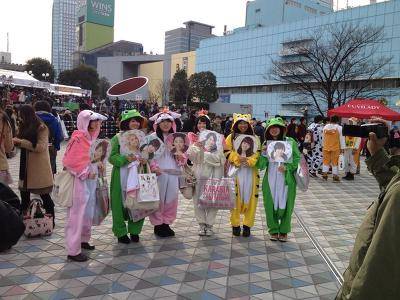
[
  {"xmin": 246, "ymin": 0, "xmax": 332, "ymax": 28},
  {"xmin": 196, "ymin": 0, "xmax": 400, "ymax": 119}
]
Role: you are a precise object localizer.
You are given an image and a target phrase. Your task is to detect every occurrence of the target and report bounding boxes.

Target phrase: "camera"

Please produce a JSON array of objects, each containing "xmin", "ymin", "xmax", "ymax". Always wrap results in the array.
[{"xmin": 342, "ymin": 123, "xmax": 389, "ymax": 139}]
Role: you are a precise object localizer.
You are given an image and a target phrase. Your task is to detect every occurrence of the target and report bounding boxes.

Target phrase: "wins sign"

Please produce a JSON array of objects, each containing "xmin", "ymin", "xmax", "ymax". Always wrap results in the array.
[{"xmin": 87, "ymin": 0, "xmax": 114, "ymax": 27}]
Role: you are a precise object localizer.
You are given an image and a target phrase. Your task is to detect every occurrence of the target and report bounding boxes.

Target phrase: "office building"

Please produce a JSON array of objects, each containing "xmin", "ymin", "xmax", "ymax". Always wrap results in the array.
[
  {"xmin": 52, "ymin": 0, "xmax": 77, "ymax": 78},
  {"xmin": 196, "ymin": 0, "xmax": 400, "ymax": 119},
  {"xmin": 163, "ymin": 21, "xmax": 214, "ymax": 102},
  {"xmin": 76, "ymin": 0, "xmax": 115, "ymax": 53}
]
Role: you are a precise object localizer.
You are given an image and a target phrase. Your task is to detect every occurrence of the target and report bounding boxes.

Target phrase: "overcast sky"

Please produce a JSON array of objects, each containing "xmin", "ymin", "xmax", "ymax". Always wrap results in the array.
[{"xmin": 0, "ymin": 0, "xmax": 387, "ymax": 64}]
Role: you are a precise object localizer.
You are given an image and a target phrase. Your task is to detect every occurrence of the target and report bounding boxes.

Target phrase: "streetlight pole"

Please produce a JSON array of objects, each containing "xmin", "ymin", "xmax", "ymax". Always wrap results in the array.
[{"xmin": 42, "ymin": 73, "xmax": 50, "ymax": 82}]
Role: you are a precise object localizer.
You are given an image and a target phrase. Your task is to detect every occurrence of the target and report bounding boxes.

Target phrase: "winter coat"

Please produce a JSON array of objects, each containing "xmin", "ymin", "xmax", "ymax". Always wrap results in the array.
[
  {"xmin": 0, "ymin": 113, "xmax": 13, "ymax": 171},
  {"xmin": 36, "ymin": 111, "xmax": 63, "ymax": 151},
  {"xmin": 18, "ymin": 125, "xmax": 53, "ymax": 194},
  {"xmin": 336, "ymin": 150, "xmax": 400, "ymax": 300}
]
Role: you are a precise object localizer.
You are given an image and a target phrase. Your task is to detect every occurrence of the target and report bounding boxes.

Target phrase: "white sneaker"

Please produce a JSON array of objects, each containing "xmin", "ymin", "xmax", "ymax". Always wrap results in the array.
[
  {"xmin": 198, "ymin": 224, "xmax": 206, "ymax": 236},
  {"xmin": 205, "ymin": 225, "xmax": 214, "ymax": 236}
]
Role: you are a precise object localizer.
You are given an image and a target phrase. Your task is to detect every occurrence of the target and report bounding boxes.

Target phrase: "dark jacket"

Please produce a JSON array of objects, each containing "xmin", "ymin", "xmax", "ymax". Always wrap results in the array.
[
  {"xmin": 336, "ymin": 149, "xmax": 400, "ymax": 300},
  {"xmin": 0, "ymin": 183, "xmax": 25, "ymax": 252},
  {"xmin": 36, "ymin": 111, "xmax": 63, "ymax": 151}
]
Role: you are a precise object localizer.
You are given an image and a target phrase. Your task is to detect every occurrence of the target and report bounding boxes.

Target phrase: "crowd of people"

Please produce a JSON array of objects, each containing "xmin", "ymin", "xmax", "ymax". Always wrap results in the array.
[{"xmin": 0, "ymin": 89, "xmax": 399, "ymax": 298}]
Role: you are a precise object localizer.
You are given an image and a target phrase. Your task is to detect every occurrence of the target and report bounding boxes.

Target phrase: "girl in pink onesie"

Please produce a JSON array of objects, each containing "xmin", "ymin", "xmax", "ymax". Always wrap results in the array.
[
  {"xmin": 148, "ymin": 108, "xmax": 181, "ymax": 238},
  {"xmin": 62, "ymin": 110, "xmax": 107, "ymax": 262}
]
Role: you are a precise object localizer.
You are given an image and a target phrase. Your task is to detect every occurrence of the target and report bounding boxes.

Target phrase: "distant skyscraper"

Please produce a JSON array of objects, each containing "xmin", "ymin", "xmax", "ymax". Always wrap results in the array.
[{"xmin": 52, "ymin": 0, "xmax": 77, "ymax": 78}]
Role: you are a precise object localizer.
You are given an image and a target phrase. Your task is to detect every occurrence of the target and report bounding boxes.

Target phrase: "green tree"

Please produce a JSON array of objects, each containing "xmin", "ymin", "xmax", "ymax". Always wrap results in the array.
[
  {"xmin": 189, "ymin": 71, "xmax": 218, "ymax": 103},
  {"xmin": 58, "ymin": 65, "xmax": 100, "ymax": 95},
  {"xmin": 98, "ymin": 77, "xmax": 111, "ymax": 98},
  {"xmin": 25, "ymin": 57, "xmax": 55, "ymax": 83},
  {"xmin": 169, "ymin": 69, "xmax": 189, "ymax": 104}
]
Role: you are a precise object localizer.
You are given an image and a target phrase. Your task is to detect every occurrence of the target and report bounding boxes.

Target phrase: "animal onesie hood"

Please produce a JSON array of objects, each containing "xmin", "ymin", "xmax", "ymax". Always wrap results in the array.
[
  {"xmin": 226, "ymin": 113, "xmax": 260, "ymax": 228},
  {"xmin": 256, "ymin": 117, "xmax": 300, "ymax": 234},
  {"xmin": 148, "ymin": 109, "xmax": 181, "ymax": 226},
  {"xmin": 322, "ymin": 123, "xmax": 345, "ymax": 175},
  {"xmin": 109, "ymin": 110, "xmax": 148, "ymax": 238},
  {"xmin": 187, "ymin": 113, "xmax": 226, "ymax": 227},
  {"xmin": 63, "ymin": 110, "xmax": 106, "ymax": 256}
]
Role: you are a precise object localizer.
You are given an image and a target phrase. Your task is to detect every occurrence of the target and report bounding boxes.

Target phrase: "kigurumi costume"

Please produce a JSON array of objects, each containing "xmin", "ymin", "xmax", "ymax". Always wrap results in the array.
[
  {"xmin": 225, "ymin": 113, "xmax": 260, "ymax": 237},
  {"xmin": 257, "ymin": 117, "xmax": 300, "ymax": 241},
  {"xmin": 148, "ymin": 109, "xmax": 181, "ymax": 237},
  {"xmin": 109, "ymin": 110, "xmax": 147, "ymax": 243},
  {"xmin": 63, "ymin": 110, "xmax": 107, "ymax": 261}
]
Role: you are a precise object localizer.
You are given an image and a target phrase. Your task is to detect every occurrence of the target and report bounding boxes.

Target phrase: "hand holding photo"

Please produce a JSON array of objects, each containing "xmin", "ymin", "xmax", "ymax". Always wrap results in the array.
[
  {"xmin": 90, "ymin": 139, "xmax": 111, "ymax": 164},
  {"xmin": 198, "ymin": 130, "xmax": 223, "ymax": 153},
  {"xmin": 266, "ymin": 140, "xmax": 292, "ymax": 163},
  {"xmin": 140, "ymin": 135, "xmax": 165, "ymax": 160},
  {"xmin": 120, "ymin": 130, "xmax": 145, "ymax": 156}
]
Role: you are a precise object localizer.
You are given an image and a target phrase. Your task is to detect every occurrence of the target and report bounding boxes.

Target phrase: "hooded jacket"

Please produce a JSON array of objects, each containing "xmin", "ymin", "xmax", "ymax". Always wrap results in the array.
[{"xmin": 63, "ymin": 110, "xmax": 104, "ymax": 176}]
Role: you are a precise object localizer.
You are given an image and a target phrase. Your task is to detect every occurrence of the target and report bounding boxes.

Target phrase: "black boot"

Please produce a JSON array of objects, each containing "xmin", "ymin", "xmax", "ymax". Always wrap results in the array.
[
  {"xmin": 163, "ymin": 224, "xmax": 175, "ymax": 237},
  {"xmin": 81, "ymin": 243, "xmax": 95, "ymax": 250},
  {"xmin": 130, "ymin": 234, "xmax": 139, "ymax": 243},
  {"xmin": 242, "ymin": 226, "xmax": 251, "ymax": 237},
  {"xmin": 232, "ymin": 226, "xmax": 241, "ymax": 237},
  {"xmin": 342, "ymin": 172, "xmax": 350, "ymax": 180},
  {"xmin": 67, "ymin": 253, "xmax": 88, "ymax": 262},
  {"xmin": 118, "ymin": 235, "xmax": 131, "ymax": 244},
  {"xmin": 345, "ymin": 173, "xmax": 355, "ymax": 180},
  {"xmin": 154, "ymin": 225, "xmax": 168, "ymax": 238}
]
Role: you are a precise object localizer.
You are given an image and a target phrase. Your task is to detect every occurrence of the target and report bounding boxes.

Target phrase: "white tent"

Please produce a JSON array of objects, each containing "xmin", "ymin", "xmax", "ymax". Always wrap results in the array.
[
  {"xmin": 0, "ymin": 69, "xmax": 50, "ymax": 89},
  {"xmin": 49, "ymin": 84, "xmax": 92, "ymax": 97}
]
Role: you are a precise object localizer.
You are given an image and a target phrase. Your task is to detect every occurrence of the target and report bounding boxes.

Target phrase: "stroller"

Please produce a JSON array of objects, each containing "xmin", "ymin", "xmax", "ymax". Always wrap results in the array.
[{"xmin": 0, "ymin": 183, "xmax": 25, "ymax": 252}]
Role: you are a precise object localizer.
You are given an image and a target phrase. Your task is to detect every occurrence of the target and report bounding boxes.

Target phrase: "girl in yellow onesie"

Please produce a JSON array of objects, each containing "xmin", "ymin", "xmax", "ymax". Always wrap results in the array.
[{"xmin": 226, "ymin": 114, "xmax": 260, "ymax": 237}]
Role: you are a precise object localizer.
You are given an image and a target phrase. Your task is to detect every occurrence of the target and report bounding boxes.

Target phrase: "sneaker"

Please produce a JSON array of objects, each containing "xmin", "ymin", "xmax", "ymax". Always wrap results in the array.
[
  {"xmin": 278, "ymin": 233, "xmax": 288, "ymax": 242},
  {"xmin": 163, "ymin": 224, "xmax": 175, "ymax": 237},
  {"xmin": 333, "ymin": 175, "xmax": 341, "ymax": 182},
  {"xmin": 81, "ymin": 243, "xmax": 95, "ymax": 250},
  {"xmin": 67, "ymin": 253, "xmax": 88, "ymax": 262},
  {"xmin": 242, "ymin": 225, "xmax": 251, "ymax": 237},
  {"xmin": 130, "ymin": 234, "xmax": 139, "ymax": 243},
  {"xmin": 118, "ymin": 235, "xmax": 131, "ymax": 244},
  {"xmin": 198, "ymin": 224, "xmax": 206, "ymax": 236},
  {"xmin": 270, "ymin": 234, "xmax": 279, "ymax": 241},
  {"xmin": 232, "ymin": 226, "xmax": 241, "ymax": 237},
  {"xmin": 205, "ymin": 225, "xmax": 214, "ymax": 237}
]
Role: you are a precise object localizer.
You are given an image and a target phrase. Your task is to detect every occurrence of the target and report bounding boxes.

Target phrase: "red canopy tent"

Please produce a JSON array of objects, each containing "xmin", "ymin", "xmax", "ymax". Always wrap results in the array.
[{"xmin": 327, "ymin": 98, "xmax": 400, "ymax": 121}]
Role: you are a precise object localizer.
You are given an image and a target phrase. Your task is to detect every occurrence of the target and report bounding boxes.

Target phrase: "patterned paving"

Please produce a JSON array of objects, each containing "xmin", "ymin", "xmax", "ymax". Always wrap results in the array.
[{"xmin": 0, "ymin": 144, "xmax": 379, "ymax": 299}]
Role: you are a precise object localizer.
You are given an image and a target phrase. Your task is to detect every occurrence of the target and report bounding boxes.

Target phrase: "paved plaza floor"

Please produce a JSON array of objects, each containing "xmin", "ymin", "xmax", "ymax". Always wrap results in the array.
[{"xmin": 0, "ymin": 144, "xmax": 379, "ymax": 300}]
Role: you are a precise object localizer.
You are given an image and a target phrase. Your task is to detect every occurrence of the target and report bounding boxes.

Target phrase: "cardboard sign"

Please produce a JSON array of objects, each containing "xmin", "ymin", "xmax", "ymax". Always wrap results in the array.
[
  {"xmin": 140, "ymin": 135, "xmax": 165, "ymax": 160},
  {"xmin": 90, "ymin": 139, "xmax": 111, "ymax": 164}
]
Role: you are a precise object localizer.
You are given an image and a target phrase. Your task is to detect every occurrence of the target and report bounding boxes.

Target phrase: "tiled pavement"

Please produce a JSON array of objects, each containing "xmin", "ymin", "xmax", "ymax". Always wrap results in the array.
[{"xmin": 0, "ymin": 145, "xmax": 379, "ymax": 299}]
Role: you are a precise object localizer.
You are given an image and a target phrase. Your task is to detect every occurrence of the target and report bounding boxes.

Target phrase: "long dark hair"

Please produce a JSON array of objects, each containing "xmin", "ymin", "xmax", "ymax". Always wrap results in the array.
[
  {"xmin": 202, "ymin": 131, "xmax": 218, "ymax": 152},
  {"xmin": 17, "ymin": 104, "xmax": 43, "ymax": 147},
  {"xmin": 193, "ymin": 116, "xmax": 211, "ymax": 134},
  {"xmin": 237, "ymin": 136, "xmax": 254, "ymax": 157},
  {"xmin": 232, "ymin": 120, "xmax": 254, "ymax": 140},
  {"xmin": 156, "ymin": 120, "xmax": 174, "ymax": 142}
]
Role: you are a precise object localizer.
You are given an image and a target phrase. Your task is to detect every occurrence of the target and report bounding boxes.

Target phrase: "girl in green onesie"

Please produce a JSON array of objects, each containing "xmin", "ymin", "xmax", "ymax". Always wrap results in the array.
[
  {"xmin": 109, "ymin": 110, "xmax": 147, "ymax": 244},
  {"xmin": 257, "ymin": 117, "xmax": 300, "ymax": 242}
]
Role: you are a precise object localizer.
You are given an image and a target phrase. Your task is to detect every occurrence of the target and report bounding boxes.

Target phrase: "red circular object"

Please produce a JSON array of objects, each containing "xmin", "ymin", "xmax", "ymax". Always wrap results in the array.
[{"xmin": 107, "ymin": 77, "xmax": 148, "ymax": 96}]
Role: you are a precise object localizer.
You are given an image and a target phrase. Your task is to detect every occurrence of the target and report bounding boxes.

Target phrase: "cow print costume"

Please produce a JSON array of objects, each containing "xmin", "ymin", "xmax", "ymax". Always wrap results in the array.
[{"xmin": 307, "ymin": 122, "xmax": 323, "ymax": 174}]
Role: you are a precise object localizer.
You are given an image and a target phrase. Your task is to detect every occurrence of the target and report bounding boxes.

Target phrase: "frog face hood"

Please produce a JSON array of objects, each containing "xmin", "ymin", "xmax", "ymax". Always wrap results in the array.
[
  {"xmin": 120, "ymin": 109, "xmax": 146, "ymax": 130},
  {"xmin": 265, "ymin": 117, "xmax": 286, "ymax": 140}
]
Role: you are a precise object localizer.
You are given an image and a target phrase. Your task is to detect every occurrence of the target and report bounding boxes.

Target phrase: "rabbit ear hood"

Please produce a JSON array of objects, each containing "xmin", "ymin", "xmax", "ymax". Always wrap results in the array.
[{"xmin": 149, "ymin": 107, "xmax": 181, "ymax": 132}]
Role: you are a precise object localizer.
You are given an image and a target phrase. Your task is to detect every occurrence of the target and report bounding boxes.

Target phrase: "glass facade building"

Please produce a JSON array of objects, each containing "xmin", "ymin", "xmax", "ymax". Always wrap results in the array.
[
  {"xmin": 52, "ymin": 0, "xmax": 77, "ymax": 78},
  {"xmin": 196, "ymin": 0, "xmax": 400, "ymax": 119}
]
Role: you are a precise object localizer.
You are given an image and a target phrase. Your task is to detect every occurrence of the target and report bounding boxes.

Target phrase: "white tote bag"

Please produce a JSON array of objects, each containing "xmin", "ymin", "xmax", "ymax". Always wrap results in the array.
[{"xmin": 53, "ymin": 170, "xmax": 74, "ymax": 207}]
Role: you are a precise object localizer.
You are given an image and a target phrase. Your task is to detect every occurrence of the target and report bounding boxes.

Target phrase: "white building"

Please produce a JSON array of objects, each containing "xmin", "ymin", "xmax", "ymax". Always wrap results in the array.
[{"xmin": 52, "ymin": 0, "xmax": 77, "ymax": 78}]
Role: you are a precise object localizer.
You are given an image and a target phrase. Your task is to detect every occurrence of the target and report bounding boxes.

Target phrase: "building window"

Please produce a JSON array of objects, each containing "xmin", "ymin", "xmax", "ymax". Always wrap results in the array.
[
  {"xmin": 255, "ymin": 8, "xmax": 261, "ymax": 13},
  {"xmin": 286, "ymin": 0, "xmax": 301, "ymax": 8},
  {"xmin": 304, "ymin": 6, "xmax": 317, "ymax": 14}
]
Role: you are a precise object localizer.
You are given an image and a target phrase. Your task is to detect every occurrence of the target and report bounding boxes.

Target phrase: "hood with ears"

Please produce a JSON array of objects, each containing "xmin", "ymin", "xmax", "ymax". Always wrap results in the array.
[
  {"xmin": 149, "ymin": 108, "xmax": 181, "ymax": 132},
  {"xmin": 75, "ymin": 110, "xmax": 107, "ymax": 141},
  {"xmin": 231, "ymin": 113, "xmax": 254, "ymax": 135}
]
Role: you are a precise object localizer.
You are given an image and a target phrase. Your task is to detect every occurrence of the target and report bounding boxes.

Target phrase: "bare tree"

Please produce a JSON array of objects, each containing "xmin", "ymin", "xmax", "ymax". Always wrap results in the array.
[
  {"xmin": 270, "ymin": 23, "xmax": 392, "ymax": 115},
  {"xmin": 156, "ymin": 79, "xmax": 171, "ymax": 104}
]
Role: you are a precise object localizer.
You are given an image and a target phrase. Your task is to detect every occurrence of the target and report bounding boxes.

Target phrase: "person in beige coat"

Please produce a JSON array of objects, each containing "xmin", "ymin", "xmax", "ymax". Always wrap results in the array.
[
  {"xmin": 0, "ymin": 110, "xmax": 14, "ymax": 185},
  {"xmin": 12, "ymin": 105, "xmax": 55, "ymax": 225}
]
